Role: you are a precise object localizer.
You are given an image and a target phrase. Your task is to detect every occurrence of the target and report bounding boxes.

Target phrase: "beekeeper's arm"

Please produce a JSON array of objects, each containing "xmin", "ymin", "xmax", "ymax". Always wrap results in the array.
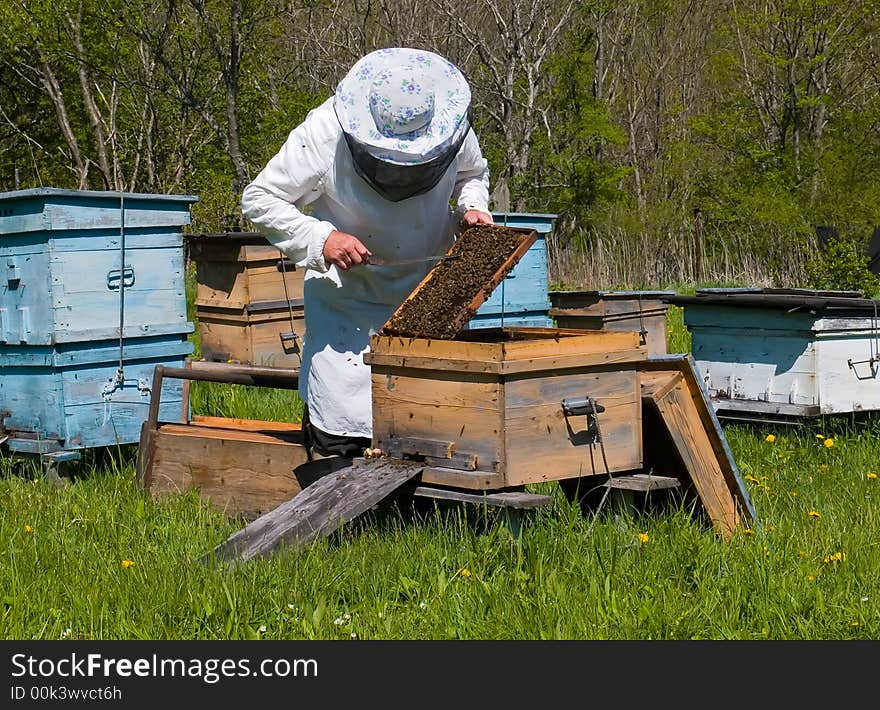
[
  {"xmin": 241, "ymin": 102, "xmax": 370, "ymax": 272},
  {"xmin": 452, "ymin": 129, "xmax": 493, "ymax": 226}
]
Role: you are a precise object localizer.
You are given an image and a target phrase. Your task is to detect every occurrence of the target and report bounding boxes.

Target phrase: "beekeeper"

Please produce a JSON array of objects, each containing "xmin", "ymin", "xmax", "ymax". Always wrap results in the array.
[{"xmin": 241, "ymin": 47, "xmax": 493, "ymax": 459}]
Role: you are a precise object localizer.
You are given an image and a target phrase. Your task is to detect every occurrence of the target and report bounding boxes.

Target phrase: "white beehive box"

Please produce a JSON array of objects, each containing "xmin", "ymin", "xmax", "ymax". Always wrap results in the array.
[{"xmin": 668, "ymin": 288, "xmax": 880, "ymax": 420}]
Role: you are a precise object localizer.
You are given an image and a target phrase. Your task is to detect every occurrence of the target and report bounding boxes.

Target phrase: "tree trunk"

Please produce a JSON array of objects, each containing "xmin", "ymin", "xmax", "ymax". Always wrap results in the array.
[
  {"xmin": 67, "ymin": 8, "xmax": 113, "ymax": 188},
  {"xmin": 38, "ymin": 55, "xmax": 88, "ymax": 189}
]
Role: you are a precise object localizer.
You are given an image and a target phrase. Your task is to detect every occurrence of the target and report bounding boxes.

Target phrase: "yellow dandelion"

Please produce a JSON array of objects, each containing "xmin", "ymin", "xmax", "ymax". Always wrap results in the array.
[
  {"xmin": 868, "ymin": 473, "xmax": 877, "ymax": 480},
  {"xmin": 638, "ymin": 533, "xmax": 650, "ymax": 543},
  {"xmin": 808, "ymin": 510, "xmax": 822, "ymax": 518},
  {"xmin": 852, "ymin": 621, "xmax": 860, "ymax": 627},
  {"xmin": 459, "ymin": 568, "xmax": 471, "ymax": 578},
  {"xmin": 745, "ymin": 474, "xmax": 760, "ymax": 483},
  {"xmin": 23, "ymin": 525, "xmax": 33, "ymax": 533},
  {"xmin": 816, "ymin": 434, "xmax": 825, "ymax": 440},
  {"xmin": 823, "ymin": 552, "xmax": 846, "ymax": 564},
  {"xmin": 824, "ymin": 438, "xmax": 834, "ymax": 448},
  {"xmin": 743, "ymin": 528, "xmax": 755, "ymax": 535},
  {"xmin": 807, "ymin": 575, "xmax": 815, "ymax": 582},
  {"xmin": 790, "ymin": 491, "xmax": 798, "ymax": 497},
  {"xmin": 121, "ymin": 559, "xmax": 135, "ymax": 569},
  {"xmin": 765, "ymin": 434, "xmax": 776, "ymax": 443}
]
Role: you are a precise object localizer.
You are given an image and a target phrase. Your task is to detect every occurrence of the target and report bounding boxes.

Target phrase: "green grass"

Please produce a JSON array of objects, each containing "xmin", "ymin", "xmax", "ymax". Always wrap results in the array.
[{"xmin": 2, "ymin": 301, "xmax": 880, "ymax": 640}]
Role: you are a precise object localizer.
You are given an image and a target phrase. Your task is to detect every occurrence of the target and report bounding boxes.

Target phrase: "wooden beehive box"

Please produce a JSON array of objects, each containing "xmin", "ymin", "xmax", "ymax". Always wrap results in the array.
[
  {"xmin": 196, "ymin": 300, "xmax": 305, "ymax": 368},
  {"xmin": 668, "ymin": 288, "xmax": 880, "ymax": 420},
  {"xmin": 0, "ymin": 188, "xmax": 195, "ymax": 454},
  {"xmin": 548, "ymin": 290, "xmax": 674, "ymax": 356},
  {"xmin": 0, "ymin": 188, "xmax": 193, "ymax": 344},
  {"xmin": 364, "ymin": 328, "xmax": 647, "ymax": 490},
  {"xmin": 137, "ymin": 363, "xmax": 308, "ymax": 519},
  {"xmin": 189, "ymin": 232, "xmax": 304, "ymax": 307},
  {"xmin": 145, "ymin": 415, "xmax": 307, "ymax": 519},
  {"xmin": 467, "ymin": 212, "xmax": 557, "ymax": 330},
  {"xmin": 188, "ymin": 232, "xmax": 305, "ymax": 367}
]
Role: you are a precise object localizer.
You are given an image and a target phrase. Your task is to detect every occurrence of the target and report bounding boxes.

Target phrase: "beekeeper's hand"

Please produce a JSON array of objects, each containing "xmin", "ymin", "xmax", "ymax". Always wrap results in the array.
[
  {"xmin": 323, "ymin": 230, "xmax": 372, "ymax": 270},
  {"xmin": 461, "ymin": 209, "xmax": 494, "ymax": 227}
]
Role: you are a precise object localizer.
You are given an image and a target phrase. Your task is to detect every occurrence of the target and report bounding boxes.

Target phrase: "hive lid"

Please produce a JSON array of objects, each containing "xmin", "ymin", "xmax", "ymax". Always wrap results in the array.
[
  {"xmin": 380, "ymin": 224, "xmax": 537, "ymax": 339},
  {"xmin": 667, "ymin": 287, "xmax": 879, "ymax": 314},
  {"xmin": 186, "ymin": 231, "xmax": 269, "ymax": 246},
  {"xmin": 695, "ymin": 287, "xmax": 863, "ymax": 298},
  {"xmin": 551, "ymin": 289, "xmax": 676, "ymax": 297},
  {"xmin": 0, "ymin": 187, "xmax": 199, "ymax": 204},
  {"xmin": 0, "ymin": 188, "xmax": 199, "ymax": 234}
]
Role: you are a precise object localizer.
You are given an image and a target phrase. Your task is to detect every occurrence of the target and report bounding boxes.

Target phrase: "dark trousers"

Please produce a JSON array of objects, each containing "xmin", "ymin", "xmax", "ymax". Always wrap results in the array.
[
  {"xmin": 295, "ymin": 406, "xmax": 366, "ymax": 489},
  {"xmin": 301, "ymin": 405, "xmax": 371, "ymax": 459}
]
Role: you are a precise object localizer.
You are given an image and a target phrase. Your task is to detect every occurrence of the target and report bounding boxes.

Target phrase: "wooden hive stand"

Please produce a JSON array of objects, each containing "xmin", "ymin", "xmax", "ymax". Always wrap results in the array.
[{"xmin": 136, "ymin": 360, "xmax": 308, "ymax": 520}]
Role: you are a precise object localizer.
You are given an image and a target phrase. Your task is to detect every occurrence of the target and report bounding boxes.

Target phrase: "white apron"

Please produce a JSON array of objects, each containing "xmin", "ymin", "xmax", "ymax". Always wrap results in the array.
[{"xmin": 241, "ymin": 98, "xmax": 490, "ymax": 438}]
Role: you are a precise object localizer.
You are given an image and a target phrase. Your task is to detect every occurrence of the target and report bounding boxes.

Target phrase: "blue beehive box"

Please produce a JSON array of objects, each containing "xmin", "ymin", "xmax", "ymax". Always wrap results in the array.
[
  {"xmin": 467, "ymin": 212, "xmax": 557, "ymax": 329},
  {"xmin": 0, "ymin": 188, "xmax": 197, "ymax": 454}
]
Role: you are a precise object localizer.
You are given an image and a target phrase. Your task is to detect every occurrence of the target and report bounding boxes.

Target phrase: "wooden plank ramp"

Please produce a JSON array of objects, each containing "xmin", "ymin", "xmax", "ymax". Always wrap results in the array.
[
  {"xmin": 205, "ymin": 458, "xmax": 423, "ymax": 564},
  {"xmin": 638, "ymin": 355, "xmax": 756, "ymax": 539}
]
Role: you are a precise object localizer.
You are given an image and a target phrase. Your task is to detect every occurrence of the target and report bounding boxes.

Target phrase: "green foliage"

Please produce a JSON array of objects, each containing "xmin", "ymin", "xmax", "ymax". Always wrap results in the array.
[
  {"xmin": 2, "ymin": 0, "xmax": 880, "ymax": 288},
  {"xmin": 804, "ymin": 239, "xmax": 880, "ymax": 296},
  {"xmin": 520, "ymin": 23, "xmax": 629, "ymax": 232}
]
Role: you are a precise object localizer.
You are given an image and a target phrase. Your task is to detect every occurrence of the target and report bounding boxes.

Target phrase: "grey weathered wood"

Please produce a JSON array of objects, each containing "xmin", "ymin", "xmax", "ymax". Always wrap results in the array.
[
  {"xmin": 412, "ymin": 485, "xmax": 553, "ymax": 510},
  {"xmin": 386, "ymin": 437, "xmax": 455, "ymax": 459},
  {"xmin": 386, "ymin": 437, "xmax": 480, "ymax": 471},
  {"xmin": 604, "ymin": 473, "xmax": 681, "ymax": 491},
  {"xmin": 206, "ymin": 458, "xmax": 423, "ymax": 563}
]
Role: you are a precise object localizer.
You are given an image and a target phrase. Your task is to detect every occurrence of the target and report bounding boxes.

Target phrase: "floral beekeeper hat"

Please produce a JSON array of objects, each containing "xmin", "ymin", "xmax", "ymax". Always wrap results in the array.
[{"xmin": 334, "ymin": 47, "xmax": 473, "ymax": 201}]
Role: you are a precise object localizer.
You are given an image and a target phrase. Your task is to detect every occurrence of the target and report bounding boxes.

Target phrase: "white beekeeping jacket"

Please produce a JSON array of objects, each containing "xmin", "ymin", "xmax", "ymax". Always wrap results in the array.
[{"xmin": 241, "ymin": 97, "xmax": 490, "ymax": 438}]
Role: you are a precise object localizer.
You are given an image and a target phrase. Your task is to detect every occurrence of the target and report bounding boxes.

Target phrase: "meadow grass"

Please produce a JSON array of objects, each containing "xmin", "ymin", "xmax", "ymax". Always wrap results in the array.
[{"xmin": 2, "ymin": 301, "xmax": 879, "ymax": 640}]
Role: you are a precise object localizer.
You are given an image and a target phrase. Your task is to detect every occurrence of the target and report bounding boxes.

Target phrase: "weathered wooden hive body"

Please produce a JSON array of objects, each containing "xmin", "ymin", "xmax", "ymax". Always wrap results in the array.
[
  {"xmin": 365, "ymin": 328, "xmax": 646, "ymax": 489},
  {"xmin": 549, "ymin": 290, "xmax": 674, "ymax": 357},
  {"xmin": 669, "ymin": 288, "xmax": 880, "ymax": 420},
  {"xmin": 0, "ymin": 188, "xmax": 196, "ymax": 453},
  {"xmin": 189, "ymin": 232, "xmax": 305, "ymax": 368}
]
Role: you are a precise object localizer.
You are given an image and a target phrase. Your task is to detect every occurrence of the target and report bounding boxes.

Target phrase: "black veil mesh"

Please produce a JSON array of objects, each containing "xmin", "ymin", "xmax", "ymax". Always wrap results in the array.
[{"xmin": 341, "ymin": 112, "xmax": 473, "ymax": 203}]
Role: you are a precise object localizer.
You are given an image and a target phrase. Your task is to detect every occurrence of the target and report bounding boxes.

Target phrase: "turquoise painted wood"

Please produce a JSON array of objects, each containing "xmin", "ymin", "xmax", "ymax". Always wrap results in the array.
[
  {"xmin": 0, "ymin": 189, "xmax": 195, "ymax": 345},
  {"xmin": 466, "ymin": 311, "xmax": 554, "ymax": 329},
  {"xmin": 0, "ymin": 188, "xmax": 197, "ymax": 451},
  {"xmin": 469, "ymin": 212, "xmax": 557, "ymax": 330},
  {"xmin": 679, "ymin": 295, "xmax": 880, "ymax": 417},
  {"xmin": 1, "ymin": 334, "xmax": 192, "ymax": 451}
]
